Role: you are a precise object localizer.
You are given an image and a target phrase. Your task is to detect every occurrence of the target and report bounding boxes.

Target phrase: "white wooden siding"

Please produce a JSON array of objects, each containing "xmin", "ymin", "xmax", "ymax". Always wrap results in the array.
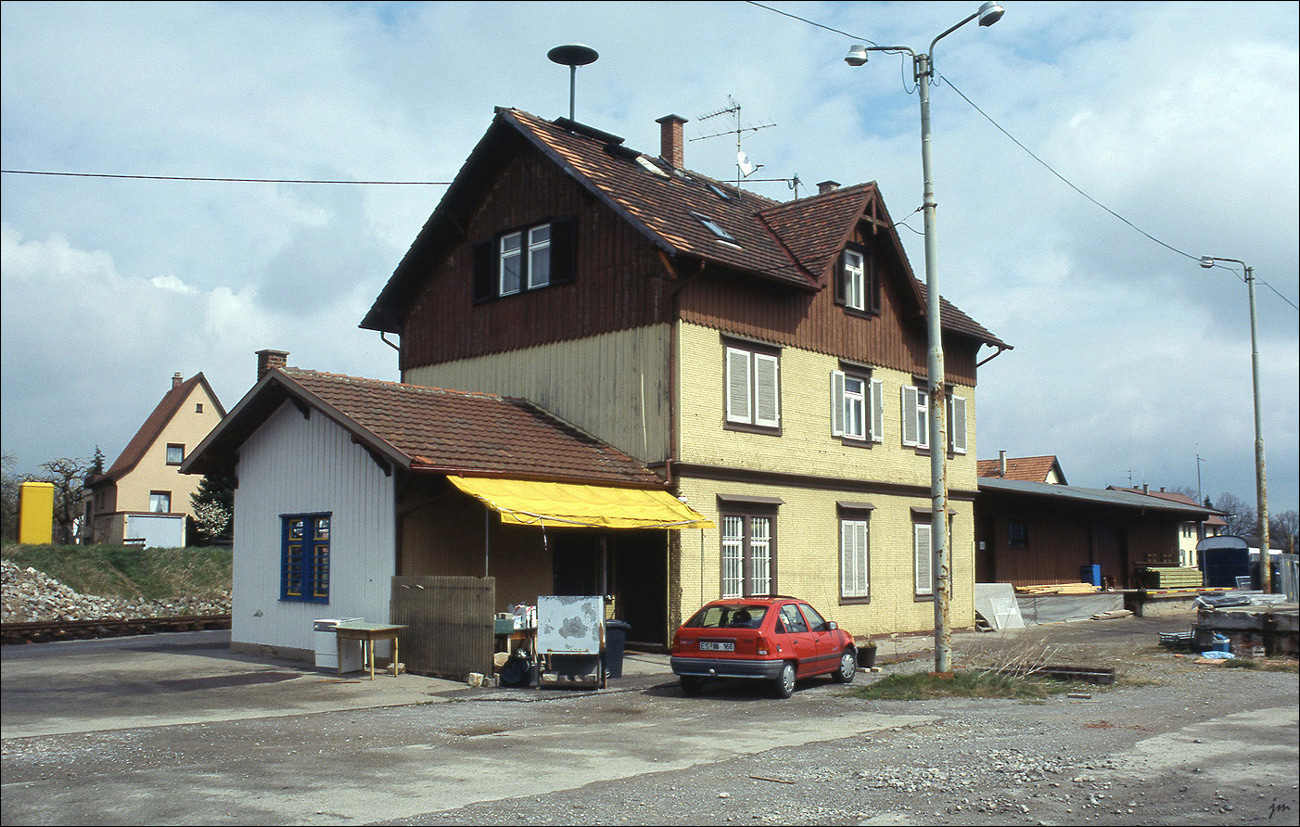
[{"xmin": 232, "ymin": 401, "xmax": 396, "ymax": 654}]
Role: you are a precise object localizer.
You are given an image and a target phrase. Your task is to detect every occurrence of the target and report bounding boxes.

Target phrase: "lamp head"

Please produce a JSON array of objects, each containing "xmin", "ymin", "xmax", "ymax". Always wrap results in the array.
[
  {"xmin": 978, "ymin": 1, "xmax": 1005, "ymax": 26},
  {"xmin": 845, "ymin": 44, "xmax": 870, "ymax": 67},
  {"xmin": 1199, "ymin": 257, "xmax": 1215, "ymax": 269}
]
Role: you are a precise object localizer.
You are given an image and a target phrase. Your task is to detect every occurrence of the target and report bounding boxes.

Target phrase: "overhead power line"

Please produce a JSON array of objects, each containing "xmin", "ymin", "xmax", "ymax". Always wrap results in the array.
[
  {"xmin": 0, "ymin": 169, "xmax": 452, "ymax": 186},
  {"xmin": 743, "ymin": 1, "xmax": 1299, "ymax": 313}
]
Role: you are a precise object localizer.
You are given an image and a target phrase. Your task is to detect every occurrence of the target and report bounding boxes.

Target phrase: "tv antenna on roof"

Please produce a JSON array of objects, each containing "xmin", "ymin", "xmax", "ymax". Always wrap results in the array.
[
  {"xmin": 690, "ymin": 95, "xmax": 775, "ymax": 188},
  {"xmin": 548, "ymin": 43, "xmax": 599, "ymax": 122}
]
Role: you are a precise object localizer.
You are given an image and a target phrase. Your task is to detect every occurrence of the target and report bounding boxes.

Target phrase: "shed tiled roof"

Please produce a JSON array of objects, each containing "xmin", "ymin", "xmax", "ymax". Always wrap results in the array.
[
  {"xmin": 978, "ymin": 478, "xmax": 1218, "ymax": 519},
  {"xmin": 977, "ymin": 455, "xmax": 1064, "ymax": 484},
  {"xmin": 363, "ymin": 107, "xmax": 1007, "ymax": 349},
  {"xmin": 1107, "ymin": 487, "xmax": 1226, "ymax": 521},
  {"xmin": 92, "ymin": 373, "xmax": 225, "ymax": 486},
  {"xmin": 185, "ymin": 367, "xmax": 662, "ymax": 488}
]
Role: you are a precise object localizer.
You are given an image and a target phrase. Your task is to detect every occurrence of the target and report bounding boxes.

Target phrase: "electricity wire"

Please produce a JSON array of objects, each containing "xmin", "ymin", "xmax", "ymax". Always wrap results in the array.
[{"xmin": 0, "ymin": 169, "xmax": 452, "ymax": 186}]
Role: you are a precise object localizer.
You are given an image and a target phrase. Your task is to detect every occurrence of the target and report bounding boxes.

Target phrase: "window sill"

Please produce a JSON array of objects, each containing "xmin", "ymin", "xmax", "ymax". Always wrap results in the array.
[
  {"xmin": 725, "ymin": 421, "xmax": 782, "ymax": 437},
  {"xmin": 839, "ymin": 595, "xmax": 871, "ymax": 606}
]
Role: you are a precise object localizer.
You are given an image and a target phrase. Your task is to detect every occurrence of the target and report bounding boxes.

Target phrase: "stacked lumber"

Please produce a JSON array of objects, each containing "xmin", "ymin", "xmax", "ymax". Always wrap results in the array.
[
  {"xmin": 1015, "ymin": 582, "xmax": 1099, "ymax": 596},
  {"xmin": 1140, "ymin": 567, "xmax": 1204, "ymax": 589}
]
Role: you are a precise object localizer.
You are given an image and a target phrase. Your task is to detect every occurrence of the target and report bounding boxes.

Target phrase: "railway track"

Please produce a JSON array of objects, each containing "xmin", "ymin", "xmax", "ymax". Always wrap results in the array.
[{"xmin": 2, "ymin": 615, "xmax": 231, "ymax": 646}]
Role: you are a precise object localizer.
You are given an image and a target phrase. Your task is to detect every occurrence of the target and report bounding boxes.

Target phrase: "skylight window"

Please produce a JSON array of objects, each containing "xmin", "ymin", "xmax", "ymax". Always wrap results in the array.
[
  {"xmin": 706, "ymin": 182, "xmax": 732, "ymax": 202},
  {"xmin": 691, "ymin": 212, "xmax": 737, "ymax": 243}
]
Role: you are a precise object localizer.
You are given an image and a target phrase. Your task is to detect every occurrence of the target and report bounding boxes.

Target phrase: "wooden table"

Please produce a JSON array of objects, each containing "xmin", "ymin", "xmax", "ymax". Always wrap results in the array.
[{"xmin": 333, "ymin": 622, "xmax": 406, "ymax": 680}]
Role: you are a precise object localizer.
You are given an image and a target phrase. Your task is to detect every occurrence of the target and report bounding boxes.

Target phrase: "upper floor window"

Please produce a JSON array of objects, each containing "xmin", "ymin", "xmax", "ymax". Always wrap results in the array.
[
  {"xmin": 836, "ymin": 245, "xmax": 879, "ymax": 314},
  {"xmin": 725, "ymin": 342, "xmax": 780, "ymax": 432},
  {"xmin": 901, "ymin": 385, "xmax": 930, "ymax": 450},
  {"xmin": 196, "ymin": 403, "xmax": 204, "ymax": 414},
  {"xmin": 473, "ymin": 218, "xmax": 576, "ymax": 303},
  {"xmin": 831, "ymin": 370, "xmax": 883, "ymax": 444},
  {"xmin": 166, "ymin": 443, "xmax": 185, "ymax": 465},
  {"xmin": 947, "ymin": 396, "xmax": 968, "ymax": 455}
]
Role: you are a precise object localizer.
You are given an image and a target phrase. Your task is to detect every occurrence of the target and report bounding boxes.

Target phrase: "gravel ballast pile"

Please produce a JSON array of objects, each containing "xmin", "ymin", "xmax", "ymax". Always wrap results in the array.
[{"xmin": 1, "ymin": 559, "xmax": 231, "ymax": 623}]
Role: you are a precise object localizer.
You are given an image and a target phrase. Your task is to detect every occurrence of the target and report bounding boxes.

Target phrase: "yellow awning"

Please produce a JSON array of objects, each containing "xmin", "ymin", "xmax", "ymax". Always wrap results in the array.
[{"xmin": 447, "ymin": 476, "xmax": 714, "ymax": 530}]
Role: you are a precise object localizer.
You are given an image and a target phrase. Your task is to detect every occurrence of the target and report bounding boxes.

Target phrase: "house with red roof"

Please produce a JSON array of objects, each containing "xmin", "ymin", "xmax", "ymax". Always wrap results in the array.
[
  {"xmin": 83, "ymin": 372, "xmax": 225, "ymax": 547},
  {"xmin": 186, "ymin": 107, "xmax": 1010, "ymax": 664}
]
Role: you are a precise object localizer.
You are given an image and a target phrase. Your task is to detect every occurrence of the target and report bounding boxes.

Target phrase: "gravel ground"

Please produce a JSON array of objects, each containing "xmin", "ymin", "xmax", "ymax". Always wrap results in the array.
[
  {"xmin": 1, "ymin": 559, "xmax": 231, "ymax": 622},
  {"xmin": 384, "ymin": 614, "xmax": 1299, "ymax": 826}
]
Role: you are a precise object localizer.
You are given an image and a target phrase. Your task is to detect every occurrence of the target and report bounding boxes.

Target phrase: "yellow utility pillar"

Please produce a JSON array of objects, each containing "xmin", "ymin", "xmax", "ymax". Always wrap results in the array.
[{"xmin": 18, "ymin": 481, "xmax": 55, "ymax": 545}]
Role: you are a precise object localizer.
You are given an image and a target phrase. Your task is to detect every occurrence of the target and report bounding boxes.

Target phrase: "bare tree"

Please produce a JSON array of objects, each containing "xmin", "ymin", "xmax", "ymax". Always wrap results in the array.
[
  {"xmin": 0, "ymin": 453, "xmax": 26, "ymax": 544},
  {"xmin": 37, "ymin": 457, "xmax": 90, "ymax": 544},
  {"xmin": 1270, "ymin": 511, "xmax": 1298, "ymax": 555},
  {"xmin": 1212, "ymin": 491, "xmax": 1258, "ymax": 544}
]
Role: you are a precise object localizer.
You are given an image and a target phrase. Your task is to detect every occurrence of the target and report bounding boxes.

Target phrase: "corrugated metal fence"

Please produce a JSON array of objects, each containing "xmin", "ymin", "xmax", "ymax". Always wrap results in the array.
[
  {"xmin": 391, "ymin": 576, "xmax": 495, "ymax": 681},
  {"xmin": 1280, "ymin": 554, "xmax": 1299, "ymax": 603}
]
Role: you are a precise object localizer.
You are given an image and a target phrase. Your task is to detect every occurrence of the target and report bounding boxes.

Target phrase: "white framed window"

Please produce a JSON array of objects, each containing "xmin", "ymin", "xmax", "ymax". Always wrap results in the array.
[
  {"xmin": 840, "ymin": 517, "xmax": 870, "ymax": 599},
  {"xmin": 832, "ymin": 372, "xmax": 885, "ymax": 443},
  {"xmin": 149, "ymin": 491, "xmax": 171, "ymax": 513},
  {"xmin": 527, "ymin": 224, "xmax": 551, "ymax": 289},
  {"xmin": 499, "ymin": 231, "xmax": 523, "ymax": 296},
  {"xmin": 726, "ymin": 345, "xmax": 780, "ymax": 430},
  {"xmin": 843, "ymin": 249, "xmax": 865, "ymax": 311},
  {"xmin": 902, "ymin": 385, "xmax": 930, "ymax": 449},
  {"xmin": 165, "ymin": 443, "xmax": 184, "ymax": 465},
  {"xmin": 913, "ymin": 522, "xmax": 934, "ymax": 597},
  {"xmin": 947, "ymin": 395, "xmax": 968, "ymax": 455},
  {"xmin": 721, "ymin": 513, "xmax": 775, "ymax": 598}
]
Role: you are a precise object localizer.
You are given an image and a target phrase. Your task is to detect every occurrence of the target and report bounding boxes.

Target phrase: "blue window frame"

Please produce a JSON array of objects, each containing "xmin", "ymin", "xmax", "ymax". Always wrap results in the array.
[{"xmin": 281, "ymin": 513, "xmax": 331, "ymax": 603}]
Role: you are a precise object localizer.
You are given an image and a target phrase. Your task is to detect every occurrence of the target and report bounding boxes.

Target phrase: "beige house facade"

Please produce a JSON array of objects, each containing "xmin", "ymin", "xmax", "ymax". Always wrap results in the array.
[{"xmin": 83, "ymin": 372, "xmax": 225, "ymax": 546}]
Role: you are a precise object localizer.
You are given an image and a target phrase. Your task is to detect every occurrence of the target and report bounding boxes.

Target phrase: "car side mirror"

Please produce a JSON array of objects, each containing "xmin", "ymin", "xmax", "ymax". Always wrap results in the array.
[{"xmin": 823, "ymin": 621, "xmax": 837, "ymax": 631}]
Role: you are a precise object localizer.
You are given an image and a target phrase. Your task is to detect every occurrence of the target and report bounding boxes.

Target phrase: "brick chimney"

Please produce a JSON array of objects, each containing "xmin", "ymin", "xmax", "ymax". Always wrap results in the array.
[
  {"xmin": 172, "ymin": 372, "xmax": 184, "ymax": 390},
  {"xmin": 818, "ymin": 180, "xmax": 841, "ymax": 195},
  {"xmin": 656, "ymin": 114, "xmax": 687, "ymax": 169},
  {"xmin": 256, "ymin": 349, "xmax": 289, "ymax": 380}
]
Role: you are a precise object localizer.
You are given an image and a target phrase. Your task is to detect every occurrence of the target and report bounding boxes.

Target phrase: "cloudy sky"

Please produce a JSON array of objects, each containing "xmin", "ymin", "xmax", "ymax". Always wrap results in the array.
[{"xmin": 3, "ymin": 1, "xmax": 1297, "ymax": 515}]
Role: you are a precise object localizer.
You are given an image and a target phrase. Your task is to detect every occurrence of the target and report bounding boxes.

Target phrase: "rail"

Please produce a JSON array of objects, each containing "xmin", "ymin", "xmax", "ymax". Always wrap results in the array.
[{"xmin": 2, "ymin": 615, "xmax": 231, "ymax": 646}]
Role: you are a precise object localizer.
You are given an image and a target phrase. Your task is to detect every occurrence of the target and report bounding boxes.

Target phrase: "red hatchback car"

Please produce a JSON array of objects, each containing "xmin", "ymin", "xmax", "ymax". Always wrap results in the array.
[{"xmin": 670, "ymin": 597, "xmax": 857, "ymax": 698}]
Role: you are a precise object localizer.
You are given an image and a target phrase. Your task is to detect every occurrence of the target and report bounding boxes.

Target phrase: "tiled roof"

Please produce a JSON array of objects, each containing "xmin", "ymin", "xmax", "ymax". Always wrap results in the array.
[
  {"xmin": 198, "ymin": 368, "xmax": 662, "ymax": 488},
  {"xmin": 364, "ymin": 107, "xmax": 1007, "ymax": 349},
  {"xmin": 93, "ymin": 374, "xmax": 224, "ymax": 485},
  {"xmin": 977, "ymin": 455, "xmax": 1063, "ymax": 483}
]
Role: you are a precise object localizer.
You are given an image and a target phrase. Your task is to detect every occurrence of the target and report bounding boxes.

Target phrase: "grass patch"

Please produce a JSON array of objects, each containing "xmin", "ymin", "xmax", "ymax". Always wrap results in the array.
[
  {"xmin": 852, "ymin": 669, "xmax": 1086, "ymax": 701},
  {"xmin": 2, "ymin": 544, "xmax": 231, "ymax": 600},
  {"xmin": 1222, "ymin": 658, "xmax": 1299, "ymax": 673}
]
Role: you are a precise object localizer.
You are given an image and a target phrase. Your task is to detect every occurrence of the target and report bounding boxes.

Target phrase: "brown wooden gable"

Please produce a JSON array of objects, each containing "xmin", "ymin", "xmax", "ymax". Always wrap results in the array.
[
  {"xmin": 368, "ymin": 107, "xmax": 1007, "ymax": 384},
  {"xmin": 398, "ymin": 132, "xmax": 676, "ymax": 371}
]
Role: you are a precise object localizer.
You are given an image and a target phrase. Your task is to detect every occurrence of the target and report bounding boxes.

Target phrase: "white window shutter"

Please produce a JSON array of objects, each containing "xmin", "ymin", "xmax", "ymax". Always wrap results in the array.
[
  {"xmin": 726, "ymin": 348, "xmax": 751, "ymax": 424},
  {"xmin": 840, "ymin": 521, "xmax": 853, "ymax": 596},
  {"xmin": 830, "ymin": 370, "xmax": 846, "ymax": 437},
  {"xmin": 901, "ymin": 385, "xmax": 918, "ymax": 447},
  {"xmin": 950, "ymin": 396, "xmax": 968, "ymax": 454},
  {"xmin": 917, "ymin": 389, "xmax": 929, "ymax": 450},
  {"xmin": 870, "ymin": 378, "xmax": 884, "ymax": 443},
  {"xmin": 914, "ymin": 523, "xmax": 933, "ymax": 595},
  {"xmin": 754, "ymin": 353, "xmax": 780, "ymax": 428},
  {"xmin": 856, "ymin": 522, "xmax": 869, "ymax": 596}
]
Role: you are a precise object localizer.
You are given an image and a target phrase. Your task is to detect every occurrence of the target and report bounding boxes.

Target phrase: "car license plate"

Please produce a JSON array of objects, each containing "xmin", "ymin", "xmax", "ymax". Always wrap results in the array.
[{"xmin": 700, "ymin": 640, "xmax": 734, "ymax": 652}]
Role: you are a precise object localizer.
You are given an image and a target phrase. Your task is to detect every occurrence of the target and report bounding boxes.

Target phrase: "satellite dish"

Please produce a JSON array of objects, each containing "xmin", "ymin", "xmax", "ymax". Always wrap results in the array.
[{"xmin": 737, "ymin": 151, "xmax": 754, "ymax": 176}]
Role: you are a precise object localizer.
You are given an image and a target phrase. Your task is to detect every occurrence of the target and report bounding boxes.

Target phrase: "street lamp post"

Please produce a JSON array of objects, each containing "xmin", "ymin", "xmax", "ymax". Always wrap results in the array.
[
  {"xmin": 846, "ymin": 2, "xmax": 1004, "ymax": 673},
  {"xmin": 1199, "ymin": 256, "xmax": 1271, "ymax": 593}
]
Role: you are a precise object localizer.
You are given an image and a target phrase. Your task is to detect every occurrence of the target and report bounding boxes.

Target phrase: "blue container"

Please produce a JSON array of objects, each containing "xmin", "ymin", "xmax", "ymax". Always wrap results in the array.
[
  {"xmin": 1080, "ymin": 564, "xmax": 1102, "ymax": 587},
  {"xmin": 1211, "ymin": 634, "xmax": 1231, "ymax": 653}
]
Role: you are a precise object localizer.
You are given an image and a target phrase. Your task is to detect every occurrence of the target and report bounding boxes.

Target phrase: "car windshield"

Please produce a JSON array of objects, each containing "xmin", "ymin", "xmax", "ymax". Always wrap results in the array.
[{"xmin": 685, "ymin": 605, "xmax": 769, "ymax": 629}]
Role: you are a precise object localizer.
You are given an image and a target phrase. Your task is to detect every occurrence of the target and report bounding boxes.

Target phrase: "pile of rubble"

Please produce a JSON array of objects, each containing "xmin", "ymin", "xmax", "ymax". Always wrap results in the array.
[{"xmin": 1, "ymin": 559, "xmax": 231, "ymax": 624}]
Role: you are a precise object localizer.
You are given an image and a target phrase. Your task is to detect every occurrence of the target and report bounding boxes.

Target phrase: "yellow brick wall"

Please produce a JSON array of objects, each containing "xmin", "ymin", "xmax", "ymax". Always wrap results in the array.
[
  {"xmin": 670, "ymin": 321, "xmax": 976, "ymax": 639},
  {"xmin": 675, "ymin": 322, "xmax": 977, "ymax": 491}
]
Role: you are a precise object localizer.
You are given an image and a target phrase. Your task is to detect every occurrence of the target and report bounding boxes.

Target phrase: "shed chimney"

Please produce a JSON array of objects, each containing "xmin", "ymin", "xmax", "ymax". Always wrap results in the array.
[
  {"xmin": 998, "ymin": 450, "xmax": 1007, "ymax": 478},
  {"xmin": 1142, "ymin": 483, "xmax": 1150, "ymax": 495},
  {"xmin": 172, "ymin": 372, "xmax": 184, "ymax": 390},
  {"xmin": 817, "ymin": 180, "xmax": 841, "ymax": 195},
  {"xmin": 656, "ymin": 114, "xmax": 687, "ymax": 169},
  {"xmin": 256, "ymin": 349, "xmax": 289, "ymax": 380}
]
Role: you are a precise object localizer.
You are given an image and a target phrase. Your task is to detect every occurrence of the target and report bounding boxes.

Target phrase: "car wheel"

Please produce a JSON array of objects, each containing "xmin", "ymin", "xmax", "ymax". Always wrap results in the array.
[
  {"xmin": 680, "ymin": 676, "xmax": 704, "ymax": 696},
  {"xmin": 773, "ymin": 661, "xmax": 797, "ymax": 699},
  {"xmin": 832, "ymin": 648, "xmax": 857, "ymax": 683}
]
